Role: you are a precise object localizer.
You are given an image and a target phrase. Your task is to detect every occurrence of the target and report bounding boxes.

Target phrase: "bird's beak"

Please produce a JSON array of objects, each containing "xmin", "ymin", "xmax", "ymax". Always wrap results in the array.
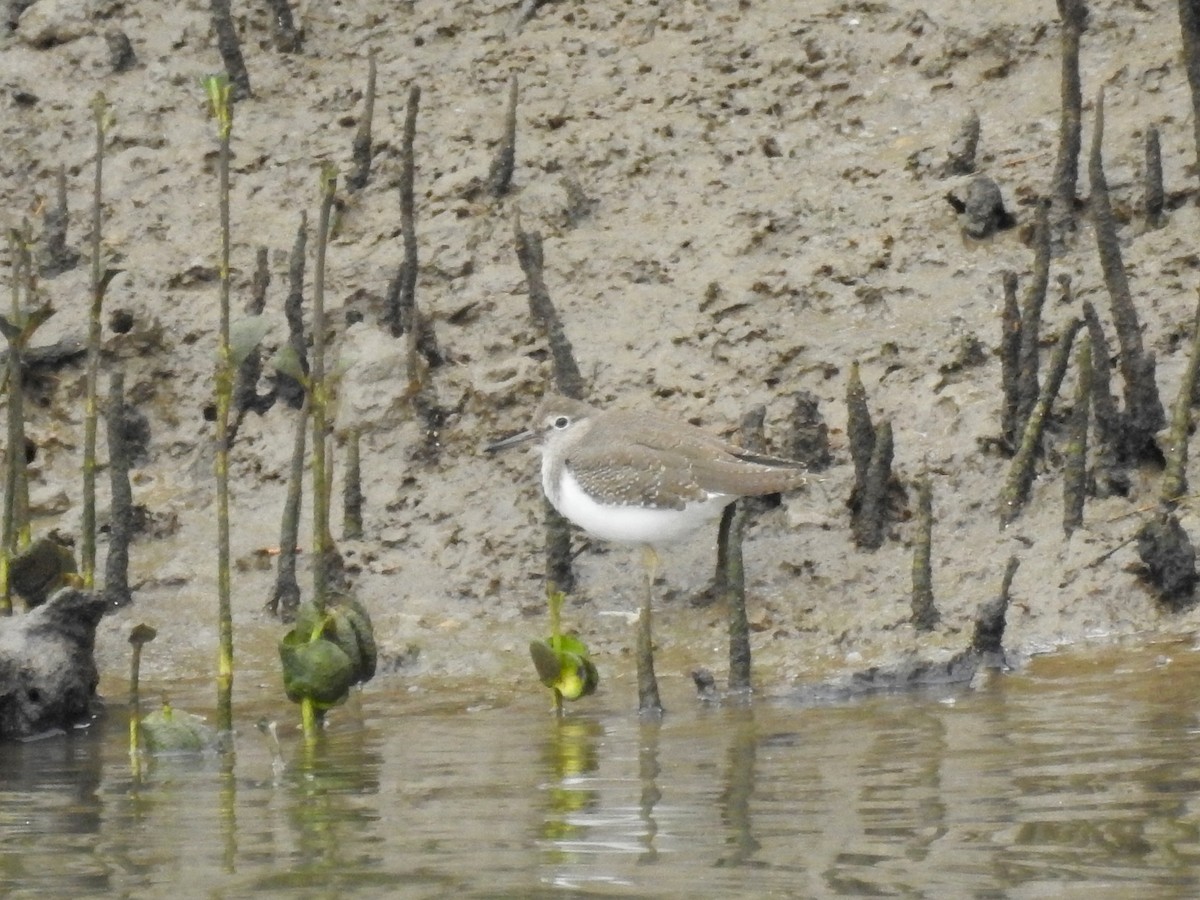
[{"xmin": 485, "ymin": 428, "xmax": 538, "ymax": 453}]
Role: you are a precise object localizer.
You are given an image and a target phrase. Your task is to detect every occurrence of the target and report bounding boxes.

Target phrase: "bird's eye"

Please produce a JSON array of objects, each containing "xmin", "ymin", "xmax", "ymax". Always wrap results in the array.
[{"xmin": 553, "ymin": 416, "xmax": 570, "ymax": 430}]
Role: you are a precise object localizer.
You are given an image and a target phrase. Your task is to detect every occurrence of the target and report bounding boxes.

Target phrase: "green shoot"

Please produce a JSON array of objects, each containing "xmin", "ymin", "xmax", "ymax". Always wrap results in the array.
[{"xmin": 204, "ymin": 73, "xmax": 235, "ymax": 736}]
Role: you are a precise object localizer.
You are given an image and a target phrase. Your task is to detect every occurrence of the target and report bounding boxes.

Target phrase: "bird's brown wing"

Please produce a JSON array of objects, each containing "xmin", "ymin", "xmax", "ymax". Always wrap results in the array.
[
  {"xmin": 566, "ymin": 441, "xmax": 710, "ymax": 510},
  {"xmin": 568, "ymin": 409, "xmax": 807, "ymax": 503},
  {"xmin": 619, "ymin": 411, "xmax": 809, "ymax": 497},
  {"xmin": 692, "ymin": 451, "xmax": 808, "ymax": 496}
]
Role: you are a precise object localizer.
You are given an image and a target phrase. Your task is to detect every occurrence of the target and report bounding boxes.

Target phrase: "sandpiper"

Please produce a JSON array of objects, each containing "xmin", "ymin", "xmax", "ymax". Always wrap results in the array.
[{"xmin": 489, "ymin": 395, "xmax": 808, "ymax": 714}]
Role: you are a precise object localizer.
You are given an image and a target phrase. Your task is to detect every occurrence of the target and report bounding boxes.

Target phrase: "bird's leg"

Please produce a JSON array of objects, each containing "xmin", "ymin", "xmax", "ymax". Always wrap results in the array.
[{"xmin": 637, "ymin": 544, "xmax": 664, "ymax": 716}]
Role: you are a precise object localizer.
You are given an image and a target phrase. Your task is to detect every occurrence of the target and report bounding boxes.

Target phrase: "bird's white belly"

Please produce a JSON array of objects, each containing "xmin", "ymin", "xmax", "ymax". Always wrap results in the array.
[{"xmin": 549, "ymin": 467, "xmax": 732, "ymax": 544}]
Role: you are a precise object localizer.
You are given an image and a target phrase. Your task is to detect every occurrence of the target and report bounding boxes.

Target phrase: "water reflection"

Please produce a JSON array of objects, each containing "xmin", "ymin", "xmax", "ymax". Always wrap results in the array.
[
  {"xmin": 536, "ymin": 714, "xmax": 664, "ymax": 889},
  {"xmin": 637, "ymin": 719, "xmax": 662, "ymax": 865},
  {"xmin": 716, "ymin": 706, "xmax": 759, "ymax": 868},
  {"xmin": 537, "ymin": 717, "xmax": 601, "ymax": 852},
  {"xmin": 1, "ymin": 642, "xmax": 1200, "ymax": 896},
  {"xmin": 0, "ymin": 734, "xmax": 107, "ymax": 894},
  {"xmin": 256, "ymin": 724, "xmax": 386, "ymax": 893}
]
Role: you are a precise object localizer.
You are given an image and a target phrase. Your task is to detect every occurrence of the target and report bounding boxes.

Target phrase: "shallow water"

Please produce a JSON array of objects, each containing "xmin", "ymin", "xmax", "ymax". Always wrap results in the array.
[{"xmin": 3, "ymin": 639, "xmax": 1200, "ymax": 898}]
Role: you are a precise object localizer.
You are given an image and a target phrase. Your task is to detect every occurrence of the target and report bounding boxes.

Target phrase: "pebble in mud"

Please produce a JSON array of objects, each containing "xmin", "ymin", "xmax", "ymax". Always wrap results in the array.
[
  {"xmin": 105, "ymin": 28, "xmax": 138, "ymax": 73},
  {"xmin": 946, "ymin": 175, "xmax": 1017, "ymax": 240},
  {"xmin": 1136, "ymin": 514, "xmax": 1198, "ymax": 611}
]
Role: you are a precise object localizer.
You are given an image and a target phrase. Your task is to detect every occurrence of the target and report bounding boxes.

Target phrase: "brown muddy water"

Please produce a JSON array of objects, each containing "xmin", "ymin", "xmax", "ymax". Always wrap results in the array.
[{"xmin": 2, "ymin": 638, "xmax": 1200, "ymax": 898}]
